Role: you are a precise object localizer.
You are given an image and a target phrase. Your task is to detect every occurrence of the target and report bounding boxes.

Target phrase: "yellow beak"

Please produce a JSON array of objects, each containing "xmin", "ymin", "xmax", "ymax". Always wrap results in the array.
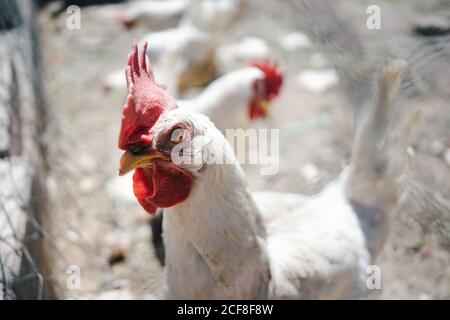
[
  {"xmin": 260, "ymin": 100, "xmax": 271, "ymax": 115},
  {"xmin": 118, "ymin": 150, "xmax": 168, "ymax": 176}
]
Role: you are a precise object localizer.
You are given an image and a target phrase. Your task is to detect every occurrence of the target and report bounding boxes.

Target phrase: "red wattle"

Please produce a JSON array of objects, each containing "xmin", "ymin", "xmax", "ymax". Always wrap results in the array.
[
  {"xmin": 133, "ymin": 168, "xmax": 157, "ymax": 214},
  {"xmin": 132, "ymin": 161, "xmax": 193, "ymax": 215},
  {"xmin": 249, "ymin": 60, "xmax": 284, "ymax": 102}
]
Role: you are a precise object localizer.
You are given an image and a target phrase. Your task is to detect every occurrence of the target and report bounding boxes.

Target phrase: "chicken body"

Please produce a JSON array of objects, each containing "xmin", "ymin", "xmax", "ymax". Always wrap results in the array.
[
  {"xmin": 164, "ymin": 176, "xmax": 370, "ymax": 299},
  {"xmin": 140, "ymin": 24, "xmax": 213, "ymax": 93},
  {"xmin": 117, "ymin": 43, "xmax": 409, "ymax": 299},
  {"xmin": 119, "ymin": 0, "xmax": 188, "ymax": 30},
  {"xmin": 105, "ymin": 0, "xmax": 244, "ymax": 94},
  {"xmin": 139, "ymin": 0, "xmax": 244, "ymax": 93},
  {"xmin": 255, "ymin": 186, "xmax": 370, "ymax": 299},
  {"xmin": 161, "ymin": 59, "xmax": 408, "ymax": 299}
]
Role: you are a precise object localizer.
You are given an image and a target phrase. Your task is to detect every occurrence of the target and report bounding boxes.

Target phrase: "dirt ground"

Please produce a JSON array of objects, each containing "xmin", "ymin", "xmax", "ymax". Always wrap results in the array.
[{"xmin": 38, "ymin": 0, "xmax": 450, "ymax": 299}]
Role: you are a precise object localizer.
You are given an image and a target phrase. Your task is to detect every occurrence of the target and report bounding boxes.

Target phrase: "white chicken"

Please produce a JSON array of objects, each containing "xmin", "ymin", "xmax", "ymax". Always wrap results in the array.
[
  {"xmin": 104, "ymin": 0, "xmax": 246, "ymax": 94},
  {"xmin": 177, "ymin": 61, "xmax": 283, "ymax": 132},
  {"xmin": 117, "ymin": 43, "xmax": 413, "ymax": 299},
  {"xmin": 143, "ymin": 0, "xmax": 247, "ymax": 92},
  {"xmin": 117, "ymin": 0, "xmax": 189, "ymax": 30}
]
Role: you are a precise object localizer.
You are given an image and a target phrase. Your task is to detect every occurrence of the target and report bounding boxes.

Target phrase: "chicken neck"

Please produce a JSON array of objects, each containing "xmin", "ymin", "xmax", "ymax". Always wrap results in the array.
[{"xmin": 163, "ymin": 130, "xmax": 271, "ymax": 299}]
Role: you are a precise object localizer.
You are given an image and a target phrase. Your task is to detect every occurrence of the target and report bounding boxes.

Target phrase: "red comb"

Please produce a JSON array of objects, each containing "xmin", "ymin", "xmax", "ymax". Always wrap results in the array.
[
  {"xmin": 118, "ymin": 41, "xmax": 177, "ymax": 149},
  {"xmin": 249, "ymin": 61, "xmax": 284, "ymax": 101}
]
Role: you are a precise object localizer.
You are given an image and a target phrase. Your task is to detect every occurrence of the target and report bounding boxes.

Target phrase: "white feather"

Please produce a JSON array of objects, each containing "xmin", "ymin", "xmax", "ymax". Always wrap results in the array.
[
  {"xmin": 178, "ymin": 67, "xmax": 264, "ymax": 132},
  {"xmin": 120, "ymin": 0, "xmax": 188, "ymax": 28},
  {"xmin": 160, "ymin": 109, "xmax": 371, "ymax": 299},
  {"xmin": 159, "ymin": 60, "xmax": 408, "ymax": 299}
]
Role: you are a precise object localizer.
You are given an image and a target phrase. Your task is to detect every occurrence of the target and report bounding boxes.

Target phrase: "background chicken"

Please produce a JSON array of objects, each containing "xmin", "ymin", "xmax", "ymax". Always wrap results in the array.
[
  {"xmin": 103, "ymin": 0, "xmax": 248, "ymax": 95},
  {"xmin": 117, "ymin": 0, "xmax": 189, "ymax": 30},
  {"xmin": 177, "ymin": 61, "xmax": 283, "ymax": 130},
  {"xmin": 117, "ymin": 43, "xmax": 414, "ymax": 299}
]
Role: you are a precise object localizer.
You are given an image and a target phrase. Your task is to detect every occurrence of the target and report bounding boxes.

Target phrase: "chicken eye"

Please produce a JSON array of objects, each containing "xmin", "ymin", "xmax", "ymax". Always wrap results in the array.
[{"xmin": 170, "ymin": 128, "xmax": 185, "ymax": 144}]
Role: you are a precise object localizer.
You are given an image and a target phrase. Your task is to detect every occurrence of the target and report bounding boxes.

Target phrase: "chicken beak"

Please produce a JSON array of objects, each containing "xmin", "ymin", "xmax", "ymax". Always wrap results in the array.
[
  {"xmin": 118, "ymin": 150, "xmax": 168, "ymax": 176},
  {"xmin": 260, "ymin": 100, "xmax": 271, "ymax": 116}
]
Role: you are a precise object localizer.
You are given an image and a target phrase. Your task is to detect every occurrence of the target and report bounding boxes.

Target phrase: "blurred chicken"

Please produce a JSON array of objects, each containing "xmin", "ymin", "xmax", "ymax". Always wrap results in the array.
[
  {"xmin": 117, "ymin": 43, "xmax": 413, "ymax": 298},
  {"xmin": 178, "ymin": 61, "xmax": 282, "ymax": 131},
  {"xmin": 144, "ymin": 0, "xmax": 248, "ymax": 92},
  {"xmin": 104, "ymin": 0, "xmax": 248, "ymax": 95},
  {"xmin": 118, "ymin": 0, "xmax": 188, "ymax": 30}
]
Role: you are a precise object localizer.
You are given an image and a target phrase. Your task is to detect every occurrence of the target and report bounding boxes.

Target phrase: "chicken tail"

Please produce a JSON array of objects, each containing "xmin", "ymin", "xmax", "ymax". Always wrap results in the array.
[
  {"xmin": 353, "ymin": 59, "xmax": 406, "ymax": 159},
  {"xmin": 344, "ymin": 58, "xmax": 414, "ymax": 257}
]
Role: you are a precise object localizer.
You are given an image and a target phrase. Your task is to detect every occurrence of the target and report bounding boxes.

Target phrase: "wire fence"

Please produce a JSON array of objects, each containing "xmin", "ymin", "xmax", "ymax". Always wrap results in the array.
[{"xmin": 0, "ymin": 0, "xmax": 57, "ymax": 300}]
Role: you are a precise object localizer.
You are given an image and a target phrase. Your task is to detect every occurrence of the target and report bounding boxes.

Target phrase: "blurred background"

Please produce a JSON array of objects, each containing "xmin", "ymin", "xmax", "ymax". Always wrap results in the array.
[{"xmin": 0, "ymin": 0, "xmax": 449, "ymax": 299}]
